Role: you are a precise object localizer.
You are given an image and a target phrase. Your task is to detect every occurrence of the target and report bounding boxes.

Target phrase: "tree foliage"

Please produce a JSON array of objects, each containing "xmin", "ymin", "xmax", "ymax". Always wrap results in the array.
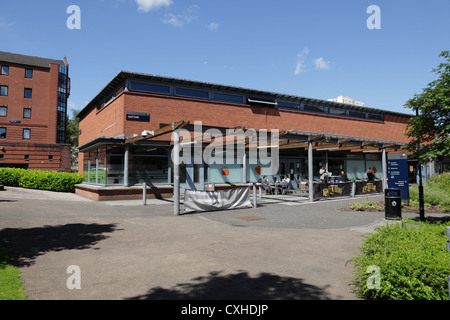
[{"xmin": 405, "ymin": 51, "xmax": 450, "ymax": 161}]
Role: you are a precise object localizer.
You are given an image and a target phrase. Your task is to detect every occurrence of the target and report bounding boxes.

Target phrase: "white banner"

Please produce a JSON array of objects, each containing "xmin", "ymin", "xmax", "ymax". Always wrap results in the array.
[{"xmin": 184, "ymin": 187, "xmax": 252, "ymax": 213}]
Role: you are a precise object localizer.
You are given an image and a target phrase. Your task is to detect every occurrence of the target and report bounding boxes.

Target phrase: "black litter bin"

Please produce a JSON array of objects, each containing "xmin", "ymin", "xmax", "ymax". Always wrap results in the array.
[{"xmin": 385, "ymin": 188, "xmax": 402, "ymax": 220}]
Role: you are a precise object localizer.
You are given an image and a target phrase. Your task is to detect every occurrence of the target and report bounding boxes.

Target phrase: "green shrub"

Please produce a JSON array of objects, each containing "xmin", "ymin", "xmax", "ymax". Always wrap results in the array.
[
  {"xmin": 410, "ymin": 173, "xmax": 450, "ymax": 212},
  {"xmin": 0, "ymin": 168, "xmax": 26, "ymax": 187},
  {"xmin": 0, "ymin": 168, "xmax": 83, "ymax": 193},
  {"xmin": 348, "ymin": 221, "xmax": 450, "ymax": 300},
  {"xmin": 349, "ymin": 200, "xmax": 383, "ymax": 211}
]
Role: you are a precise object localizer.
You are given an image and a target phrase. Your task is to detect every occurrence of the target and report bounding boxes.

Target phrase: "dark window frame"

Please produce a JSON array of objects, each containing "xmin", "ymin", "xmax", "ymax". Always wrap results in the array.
[
  {"xmin": 0, "ymin": 85, "xmax": 8, "ymax": 96},
  {"xmin": 23, "ymin": 108, "xmax": 31, "ymax": 119},
  {"xmin": 24, "ymin": 88, "xmax": 32, "ymax": 99},
  {"xmin": 0, "ymin": 106, "xmax": 7, "ymax": 117},
  {"xmin": 25, "ymin": 69, "xmax": 33, "ymax": 79},
  {"xmin": 22, "ymin": 128, "xmax": 31, "ymax": 140},
  {"xmin": 0, "ymin": 127, "xmax": 6, "ymax": 139},
  {"xmin": 1, "ymin": 65, "xmax": 9, "ymax": 76}
]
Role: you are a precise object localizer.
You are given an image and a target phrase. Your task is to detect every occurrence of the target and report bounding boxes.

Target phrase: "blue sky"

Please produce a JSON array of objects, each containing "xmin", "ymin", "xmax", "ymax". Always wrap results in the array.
[{"xmin": 1, "ymin": 0, "xmax": 449, "ymax": 117}]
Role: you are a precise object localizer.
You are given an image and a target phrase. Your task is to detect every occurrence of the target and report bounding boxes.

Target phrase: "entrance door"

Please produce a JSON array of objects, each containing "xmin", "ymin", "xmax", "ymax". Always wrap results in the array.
[{"xmin": 279, "ymin": 159, "xmax": 299, "ymax": 189}]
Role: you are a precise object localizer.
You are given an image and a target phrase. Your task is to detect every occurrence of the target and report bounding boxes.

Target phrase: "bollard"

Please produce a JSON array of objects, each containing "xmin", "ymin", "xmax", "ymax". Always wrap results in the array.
[
  {"xmin": 446, "ymin": 226, "xmax": 450, "ymax": 252},
  {"xmin": 253, "ymin": 183, "xmax": 257, "ymax": 208},
  {"xmin": 143, "ymin": 182, "xmax": 147, "ymax": 206}
]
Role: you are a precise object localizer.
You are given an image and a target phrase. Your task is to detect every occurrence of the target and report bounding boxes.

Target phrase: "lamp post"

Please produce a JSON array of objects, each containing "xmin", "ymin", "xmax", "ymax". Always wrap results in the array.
[{"xmin": 416, "ymin": 108, "xmax": 425, "ymax": 221}]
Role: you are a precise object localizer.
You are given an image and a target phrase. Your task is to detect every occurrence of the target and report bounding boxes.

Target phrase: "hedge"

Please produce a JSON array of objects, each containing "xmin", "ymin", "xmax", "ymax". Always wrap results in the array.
[
  {"xmin": 0, "ymin": 168, "xmax": 83, "ymax": 193},
  {"xmin": 348, "ymin": 221, "xmax": 450, "ymax": 300}
]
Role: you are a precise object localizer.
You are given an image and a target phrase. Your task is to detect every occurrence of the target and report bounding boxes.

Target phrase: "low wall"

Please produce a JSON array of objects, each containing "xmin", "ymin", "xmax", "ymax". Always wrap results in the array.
[{"xmin": 75, "ymin": 183, "xmax": 257, "ymax": 201}]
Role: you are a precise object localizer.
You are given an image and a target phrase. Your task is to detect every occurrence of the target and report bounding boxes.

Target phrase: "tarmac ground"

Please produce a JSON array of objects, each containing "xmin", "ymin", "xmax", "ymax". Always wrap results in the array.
[{"xmin": 0, "ymin": 186, "xmax": 428, "ymax": 301}]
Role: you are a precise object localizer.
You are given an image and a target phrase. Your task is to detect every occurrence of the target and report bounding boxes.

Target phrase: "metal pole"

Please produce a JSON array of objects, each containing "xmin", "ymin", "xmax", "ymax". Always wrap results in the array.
[
  {"xmin": 253, "ymin": 182, "xmax": 257, "ymax": 208},
  {"xmin": 123, "ymin": 145, "xmax": 129, "ymax": 187},
  {"xmin": 173, "ymin": 129, "xmax": 180, "ymax": 215},
  {"xmin": 143, "ymin": 182, "xmax": 147, "ymax": 206},
  {"xmin": 446, "ymin": 226, "xmax": 450, "ymax": 299},
  {"xmin": 416, "ymin": 109, "xmax": 425, "ymax": 221},
  {"xmin": 308, "ymin": 140, "xmax": 313, "ymax": 202},
  {"xmin": 382, "ymin": 148, "xmax": 387, "ymax": 191}
]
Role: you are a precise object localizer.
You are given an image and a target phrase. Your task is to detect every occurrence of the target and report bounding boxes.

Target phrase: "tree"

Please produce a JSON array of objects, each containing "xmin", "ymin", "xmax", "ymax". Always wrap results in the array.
[
  {"xmin": 405, "ymin": 51, "xmax": 450, "ymax": 162},
  {"xmin": 66, "ymin": 109, "xmax": 80, "ymax": 168}
]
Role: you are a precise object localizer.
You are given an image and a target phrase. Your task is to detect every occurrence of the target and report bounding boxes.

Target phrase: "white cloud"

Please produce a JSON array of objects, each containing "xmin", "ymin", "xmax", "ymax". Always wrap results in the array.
[
  {"xmin": 208, "ymin": 22, "xmax": 219, "ymax": 31},
  {"xmin": 294, "ymin": 47, "xmax": 309, "ymax": 75},
  {"xmin": 135, "ymin": 0, "xmax": 173, "ymax": 12},
  {"xmin": 313, "ymin": 57, "xmax": 331, "ymax": 70},
  {"xmin": 161, "ymin": 4, "xmax": 199, "ymax": 27}
]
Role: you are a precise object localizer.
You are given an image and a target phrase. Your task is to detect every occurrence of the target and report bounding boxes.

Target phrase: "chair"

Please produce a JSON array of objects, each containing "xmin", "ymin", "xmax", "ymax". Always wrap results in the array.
[
  {"xmin": 262, "ymin": 180, "xmax": 275, "ymax": 195},
  {"xmin": 280, "ymin": 181, "xmax": 289, "ymax": 195}
]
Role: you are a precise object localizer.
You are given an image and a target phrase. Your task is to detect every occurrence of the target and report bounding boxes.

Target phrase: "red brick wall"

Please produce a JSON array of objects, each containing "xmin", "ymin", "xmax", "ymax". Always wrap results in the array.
[
  {"xmin": 78, "ymin": 91, "xmax": 412, "ymax": 173},
  {"xmin": 0, "ymin": 62, "xmax": 60, "ymax": 144},
  {"xmin": 121, "ymin": 92, "xmax": 411, "ymax": 143}
]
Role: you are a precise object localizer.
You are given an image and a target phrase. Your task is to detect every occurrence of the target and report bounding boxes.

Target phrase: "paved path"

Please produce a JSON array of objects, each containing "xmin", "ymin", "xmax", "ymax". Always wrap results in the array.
[{"xmin": 0, "ymin": 186, "xmax": 422, "ymax": 300}]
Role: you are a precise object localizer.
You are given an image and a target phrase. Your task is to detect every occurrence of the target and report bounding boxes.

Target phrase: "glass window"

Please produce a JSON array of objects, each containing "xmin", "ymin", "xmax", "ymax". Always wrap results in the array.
[
  {"xmin": 0, "ymin": 86, "xmax": 8, "ymax": 96},
  {"xmin": 1, "ymin": 66, "xmax": 9, "ymax": 75},
  {"xmin": 24, "ymin": 88, "xmax": 32, "ymax": 98},
  {"xmin": 23, "ymin": 108, "xmax": 31, "ymax": 119},
  {"xmin": 129, "ymin": 81, "xmax": 170, "ymax": 95},
  {"xmin": 348, "ymin": 110, "xmax": 366, "ymax": 119},
  {"xmin": 23, "ymin": 128, "xmax": 31, "ymax": 140},
  {"xmin": 277, "ymin": 101, "xmax": 300, "ymax": 109},
  {"xmin": 367, "ymin": 113, "xmax": 383, "ymax": 121},
  {"xmin": 175, "ymin": 87, "xmax": 209, "ymax": 99},
  {"xmin": 0, "ymin": 127, "xmax": 6, "ymax": 139},
  {"xmin": 25, "ymin": 69, "xmax": 33, "ymax": 79},
  {"xmin": 303, "ymin": 104, "xmax": 325, "ymax": 113},
  {"xmin": 24, "ymin": 155, "xmax": 29, "ymax": 161},
  {"xmin": 0, "ymin": 106, "xmax": 6, "ymax": 117},
  {"xmin": 328, "ymin": 107, "xmax": 347, "ymax": 116},
  {"xmin": 213, "ymin": 92, "xmax": 243, "ymax": 104}
]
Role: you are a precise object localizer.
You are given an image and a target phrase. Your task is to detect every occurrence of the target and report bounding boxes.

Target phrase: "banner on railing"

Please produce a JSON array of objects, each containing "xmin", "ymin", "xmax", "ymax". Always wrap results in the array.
[{"xmin": 184, "ymin": 187, "xmax": 252, "ymax": 213}]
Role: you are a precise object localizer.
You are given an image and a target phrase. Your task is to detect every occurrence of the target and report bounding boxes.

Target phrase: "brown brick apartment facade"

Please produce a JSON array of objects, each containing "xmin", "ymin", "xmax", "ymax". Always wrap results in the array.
[
  {"xmin": 0, "ymin": 51, "xmax": 71, "ymax": 171},
  {"xmin": 76, "ymin": 71, "xmax": 415, "ymax": 200}
]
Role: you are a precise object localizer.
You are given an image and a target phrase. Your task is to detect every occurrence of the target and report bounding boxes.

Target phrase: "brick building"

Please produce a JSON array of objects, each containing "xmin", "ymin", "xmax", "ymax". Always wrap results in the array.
[
  {"xmin": 76, "ymin": 71, "xmax": 413, "ymax": 200},
  {"xmin": 0, "ymin": 51, "xmax": 71, "ymax": 171}
]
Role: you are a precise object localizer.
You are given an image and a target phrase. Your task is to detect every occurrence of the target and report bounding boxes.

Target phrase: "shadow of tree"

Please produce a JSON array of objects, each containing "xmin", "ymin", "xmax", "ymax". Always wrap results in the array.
[
  {"xmin": 0, "ymin": 223, "xmax": 119, "ymax": 267},
  {"xmin": 127, "ymin": 270, "xmax": 333, "ymax": 300}
]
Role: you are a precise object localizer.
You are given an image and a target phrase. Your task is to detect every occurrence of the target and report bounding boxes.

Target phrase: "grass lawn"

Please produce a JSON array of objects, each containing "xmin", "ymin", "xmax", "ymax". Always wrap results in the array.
[{"xmin": 0, "ymin": 244, "xmax": 27, "ymax": 300}]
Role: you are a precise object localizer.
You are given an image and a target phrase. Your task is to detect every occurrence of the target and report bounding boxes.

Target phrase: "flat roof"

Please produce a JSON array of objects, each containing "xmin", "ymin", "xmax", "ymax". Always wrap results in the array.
[
  {"xmin": 0, "ymin": 51, "xmax": 66, "ymax": 69},
  {"xmin": 77, "ymin": 70, "xmax": 414, "ymax": 119}
]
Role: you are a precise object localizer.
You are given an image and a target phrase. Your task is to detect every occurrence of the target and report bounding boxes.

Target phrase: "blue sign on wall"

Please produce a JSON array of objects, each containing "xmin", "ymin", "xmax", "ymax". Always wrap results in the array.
[
  {"xmin": 126, "ymin": 111, "xmax": 150, "ymax": 122},
  {"xmin": 387, "ymin": 153, "xmax": 409, "ymax": 202}
]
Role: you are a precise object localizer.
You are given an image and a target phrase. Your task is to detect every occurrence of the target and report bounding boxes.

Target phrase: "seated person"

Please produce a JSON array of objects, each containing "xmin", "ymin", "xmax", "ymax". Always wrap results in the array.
[
  {"xmin": 262, "ymin": 176, "xmax": 275, "ymax": 194},
  {"xmin": 319, "ymin": 165, "xmax": 328, "ymax": 182},
  {"xmin": 279, "ymin": 175, "xmax": 290, "ymax": 193},
  {"xmin": 338, "ymin": 170, "xmax": 348, "ymax": 182},
  {"xmin": 365, "ymin": 168, "xmax": 375, "ymax": 182}
]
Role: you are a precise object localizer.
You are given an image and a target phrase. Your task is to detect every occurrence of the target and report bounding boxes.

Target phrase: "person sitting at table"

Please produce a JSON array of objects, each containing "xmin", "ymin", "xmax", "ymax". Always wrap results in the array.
[
  {"xmin": 338, "ymin": 170, "xmax": 348, "ymax": 182},
  {"xmin": 319, "ymin": 165, "xmax": 328, "ymax": 182},
  {"xmin": 365, "ymin": 168, "xmax": 375, "ymax": 182},
  {"xmin": 261, "ymin": 176, "xmax": 275, "ymax": 194},
  {"xmin": 278, "ymin": 175, "xmax": 290, "ymax": 194}
]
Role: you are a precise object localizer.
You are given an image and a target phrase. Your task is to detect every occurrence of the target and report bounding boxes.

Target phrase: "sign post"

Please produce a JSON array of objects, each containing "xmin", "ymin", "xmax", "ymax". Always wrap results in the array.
[{"xmin": 387, "ymin": 153, "xmax": 409, "ymax": 205}]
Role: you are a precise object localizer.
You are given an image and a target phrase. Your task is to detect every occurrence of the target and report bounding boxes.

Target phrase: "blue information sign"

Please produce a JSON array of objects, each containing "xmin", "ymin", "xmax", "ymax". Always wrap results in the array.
[{"xmin": 387, "ymin": 153, "xmax": 409, "ymax": 202}]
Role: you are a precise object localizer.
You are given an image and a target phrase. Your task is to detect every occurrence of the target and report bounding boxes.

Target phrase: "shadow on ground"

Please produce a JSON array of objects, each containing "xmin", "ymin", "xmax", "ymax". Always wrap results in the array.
[
  {"xmin": 126, "ymin": 270, "xmax": 334, "ymax": 300},
  {"xmin": 0, "ymin": 223, "xmax": 119, "ymax": 267}
]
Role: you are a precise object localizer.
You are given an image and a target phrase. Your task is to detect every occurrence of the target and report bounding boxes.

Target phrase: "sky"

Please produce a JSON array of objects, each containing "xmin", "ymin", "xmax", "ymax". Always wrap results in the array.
[{"xmin": 1, "ymin": 0, "xmax": 449, "ymax": 118}]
